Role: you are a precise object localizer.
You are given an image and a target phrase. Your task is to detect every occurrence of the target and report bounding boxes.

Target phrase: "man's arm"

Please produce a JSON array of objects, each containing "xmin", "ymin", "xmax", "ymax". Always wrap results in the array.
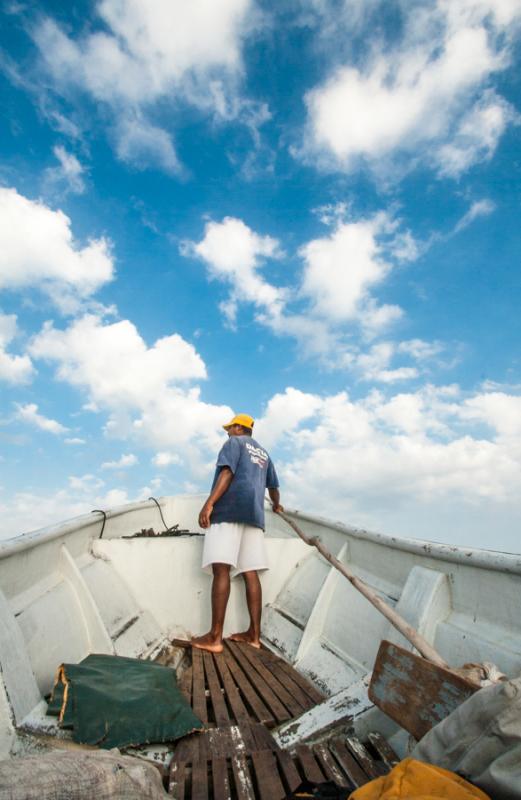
[
  {"xmin": 268, "ymin": 487, "xmax": 283, "ymax": 513},
  {"xmin": 198, "ymin": 467, "xmax": 233, "ymax": 529}
]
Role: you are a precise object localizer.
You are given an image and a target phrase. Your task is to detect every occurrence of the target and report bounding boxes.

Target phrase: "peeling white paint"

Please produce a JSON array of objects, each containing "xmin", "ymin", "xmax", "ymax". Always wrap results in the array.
[{"xmin": 274, "ymin": 675, "xmax": 372, "ymax": 749}]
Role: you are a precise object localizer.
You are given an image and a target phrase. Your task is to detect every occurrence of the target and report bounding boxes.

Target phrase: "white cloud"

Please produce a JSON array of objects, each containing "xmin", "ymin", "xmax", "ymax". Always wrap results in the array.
[
  {"xmin": 184, "ymin": 216, "xmax": 286, "ymax": 323},
  {"xmin": 15, "ymin": 402, "xmax": 68, "ymax": 434},
  {"xmin": 45, "ymin": 145, "xmax": 86, "ymax": 194},
  {"xmin": 436, "ymin": 93, "xmax": 514, "ymax": 177},
  {"xmin": 33, "ymin": 0, "xmax": 261, "ymax": 172},
  {"xmin": 459, "ymin": 392, "xmax": 521, "ymax": 437},
  {"xmin": 0, "ymin": 188, "xmax": 114, "ymax": 312},
  {"xmin": 29, "ymin": 315, "xmax": 206, "ymax": 407},
  {"xmin": 37, "ymin": 0, "xmax": 253, "ymax": 102},
  {"xmin": 153, "ymin": 451, "xmax": 182, "ymax": 467},
  {"xmin": 356, "ymin": 342, "xmax": 419, "ymax": 383},
  {"xmin": 300, "ymin": 217, "xmax": 386, "ymax": 320},
  {"xmin": 299, "ymin": 212, "xmax": 410, "ymax": 330},
  {"xmin": 101, "ymin": 453, "xmax": 138, "ymax": 469},
  {"xmin": 361, "ymin": 301, "xmax": 404, "ymax": 339},
  {"xmin": 256, "ymin": 387, "xmax": 323, "ymax": 449},
  {"xmin": 454, "ymin": 198, "xmax": 496, "ymax": 232},
  {"xmin": 126, "ymin": 387, "xmax": 231, "ymax": 460},
  {"xmin": 259, "ymin": 383, "xmax": 521, "ymax": 550},
  {"xmin": 0, "ymin": 478, "xmax": 155, "ymax": 541},
  {"xmin": 28, "ymin": 313, "xmax": 233, "ymax": 471},
  {"xmin": 351, "ymin": 338, "xmax": 444, "ymax": 384},
  {"xmin": 3, "ymin": 381, "xmax": 520, "ymax": 547},
  {"xmin": 0, "ymin": 313, "xmax": 35, "ymax": 385},
  {"xmin": 64, "ymin": 437, "xmax": 86, "ymax": 445},
  {"xmin": 115, "ymin": 114, "xmax": 181, "ymax": 174},
  {"xmin": 397, "ymin": 339, "xmax": 444, "ymax": 361},
  {"xmin": 300, "ymin": 0, "xmax": 520, "ymax": 177},
  {"xmin": 0, "ymin": 488, "xmax": 95, "ymax": 541},
  {"xmin": 184, "ymin": 212, "xmax": 427, "ymax": 372},
  {"xmin": 68, "ymin": 473, "xmax": 104, "ymax": 492}
]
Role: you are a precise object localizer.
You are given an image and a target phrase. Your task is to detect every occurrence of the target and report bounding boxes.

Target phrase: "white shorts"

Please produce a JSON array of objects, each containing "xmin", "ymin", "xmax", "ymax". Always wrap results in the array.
[{"xmin": 202, "ymin": 522, "xmax": 269, "ymax": 577}]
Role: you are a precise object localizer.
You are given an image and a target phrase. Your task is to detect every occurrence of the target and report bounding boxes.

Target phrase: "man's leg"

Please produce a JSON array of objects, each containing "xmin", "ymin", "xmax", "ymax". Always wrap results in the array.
[
  {"xmin": 191, "ymin": 562, "xmax": 230, "ymax": 653},
  {"xmin": 228, "ymin": 569, "xmax": 262, "ymax": 648}
]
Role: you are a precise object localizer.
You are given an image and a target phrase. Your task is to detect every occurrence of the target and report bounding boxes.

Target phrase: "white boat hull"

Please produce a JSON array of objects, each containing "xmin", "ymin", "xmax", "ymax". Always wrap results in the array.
[{"xmin": 1, "ymin": 494, "xmax": 520, "ymax": 758}]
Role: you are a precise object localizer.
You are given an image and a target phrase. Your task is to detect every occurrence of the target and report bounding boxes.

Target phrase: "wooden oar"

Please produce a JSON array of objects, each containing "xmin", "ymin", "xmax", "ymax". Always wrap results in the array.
[{"xmin": 276, "ymin": 510, "xmax": 449, "ymax": 669}]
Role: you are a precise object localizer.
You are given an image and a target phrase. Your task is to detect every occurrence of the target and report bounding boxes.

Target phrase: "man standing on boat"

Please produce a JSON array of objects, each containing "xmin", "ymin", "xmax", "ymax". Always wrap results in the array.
[{"xmin": 192, "ymin": 413, "xmax": 282, "ymax": 654}]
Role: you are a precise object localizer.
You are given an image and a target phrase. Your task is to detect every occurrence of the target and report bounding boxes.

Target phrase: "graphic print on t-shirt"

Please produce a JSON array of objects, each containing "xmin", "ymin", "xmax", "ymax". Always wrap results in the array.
[
  {"xmin": 245, "ymin": 442, "xmax": 268, "ymax": 468},
  {"xmin": 210, "ymin": 436, "xmax": 279, "ymax": 529}
]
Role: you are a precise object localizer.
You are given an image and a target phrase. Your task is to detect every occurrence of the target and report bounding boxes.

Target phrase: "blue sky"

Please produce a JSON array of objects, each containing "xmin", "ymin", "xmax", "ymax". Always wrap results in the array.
[{"xmin": 1, "ymin": 0, "xmax": 520, "ymax": 550}]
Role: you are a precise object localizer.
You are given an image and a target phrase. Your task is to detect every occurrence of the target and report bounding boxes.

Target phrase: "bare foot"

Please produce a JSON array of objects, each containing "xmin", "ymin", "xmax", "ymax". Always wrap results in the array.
[
  {"xmin": 191, "ymin": 633, "xmax": 223, "ymax": 654},
  {"xmin": 227, "ymin": 631, "xmax": 261, "ymax": 649}
]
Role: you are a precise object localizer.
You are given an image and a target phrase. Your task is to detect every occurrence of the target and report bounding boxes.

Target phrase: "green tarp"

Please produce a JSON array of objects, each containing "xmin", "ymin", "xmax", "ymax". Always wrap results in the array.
[{"xmin": 47, "ymin": 653, "xmax": 203, "ymax": 749}]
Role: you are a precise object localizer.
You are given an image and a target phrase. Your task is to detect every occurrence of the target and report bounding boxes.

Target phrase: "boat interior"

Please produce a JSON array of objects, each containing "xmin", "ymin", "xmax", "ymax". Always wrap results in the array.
[{"xmin": 1, "ymin": 494, "xmax": 521, "ymax": 796}]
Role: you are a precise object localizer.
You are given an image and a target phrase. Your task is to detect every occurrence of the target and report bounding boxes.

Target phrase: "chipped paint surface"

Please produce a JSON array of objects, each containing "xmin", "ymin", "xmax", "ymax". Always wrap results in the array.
[
  {"xmin": 369, "ymin": 641, "xmax": 477, "ymax": 740},
  {"xmin": 230, "ymin": 725, "xmax": 246, "ymax": 753},
  {"xmin": 274, "ymin": 675, "xmax": 372, "ymax": 749},
  {"xmin": 232, "ymin": 753, "xmax": 254, "ymax": 795}
]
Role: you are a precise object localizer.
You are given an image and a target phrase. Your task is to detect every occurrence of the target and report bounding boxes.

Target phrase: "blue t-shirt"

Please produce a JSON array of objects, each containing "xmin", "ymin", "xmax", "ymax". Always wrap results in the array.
[{"xmin": 210, "ymin": 435, "xmax": 279, "ymax": 530}]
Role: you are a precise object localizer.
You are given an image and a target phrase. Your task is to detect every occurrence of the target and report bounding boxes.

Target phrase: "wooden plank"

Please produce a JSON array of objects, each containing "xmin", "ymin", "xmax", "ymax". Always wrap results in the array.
[
  {"xmin": 231, "ymin": 753, "xmax": 256, "ymax": 800},
  {"xmin": 179, "ymin": 666, "xmax": 193, "ymax": 705},
  {"xmin": 173, "ymin": 733, "xmax": 200, "ymax": 764},
  {"xmin": 214, "ymin": 652, "xmax": 251, "ymax": 725},
  {"xmin": 260, "ymin": 649, "xmax": 324, "ymax": 705},
  {"xmin": 197, "ymin": 731, "xmax": 209, "ymax": 762},
  {"xmin": 367, "ymin": 732, "xmax": 400, "ymax": 770},
  {"xmin": 211, "ymin": 757, "xmax": 230, "ymax": 800},
  {"xmin": 295, "ymin": 745, "xmax": 325, "ymax": 783},
  {"xmin": 191, "ymin": 760, "xmax": 208, "ymax": 800},
  {"xmin": 202, "ymin": 652, "xmax": 230, "ymax": 727},
  {"xmin": 172, "ymin": 638, "xmax": 192, "ymax": 648},
  {"xmin": 345, "ymin": 735, "xmax": 380, "ymax": 780},
  {"xmin": 235, "ymin": 723, "xmax": 257, "ymax": 755},
  {"xmin": 329, "ymin": 740, "xmax": 368, "ymax": 788},
  {"xmin": 314, "ymin": 743, "xmax": 351, "ymax": 787},
  {"xmin": 369, "ymin": 640, "xmax": 477, "ymax": 741},
  {"xmin": 206, "ymin": 727, "xmax": 227, "ymax": 759},
  {"xmin": 168, "ymin": 760, "xmax": 186, "ymax": 799},
  {"xmin": 226, "ymin": 642, "xmax": 291, "ymax": 724},
  {"xmin": 191, "ymin": 648, "xmax": 208, "ymax": 725},
  {"xmin": 209, "ymin": 725, "xmax": 248, "ymax": 759},
  {"xmin": 250, "ymin": 722, "xmax": 280, "ymax": 752},
  {"xmin": 275, "ymin": 750, "xmax": 302, "ymax": 794},
  {"xmin": 233, "ymin": 642, "xmax": 306, "ymax": 718},
  {"xmin": 223, "ymin": 647, "xmax": 275, "ymax": 727},
  {"xmin": 251, "ymin": 750, "xmax": 286, "ymax": 800},
  {"xmin": 263, "ymin": 660, "xmax": 316, "ymax": 711}
]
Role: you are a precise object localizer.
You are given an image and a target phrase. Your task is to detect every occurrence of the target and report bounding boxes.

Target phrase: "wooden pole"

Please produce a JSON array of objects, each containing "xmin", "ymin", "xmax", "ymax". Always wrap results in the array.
[{"xmin": 276, "ymin": 510, "xmax": 449, "ymax": 670}]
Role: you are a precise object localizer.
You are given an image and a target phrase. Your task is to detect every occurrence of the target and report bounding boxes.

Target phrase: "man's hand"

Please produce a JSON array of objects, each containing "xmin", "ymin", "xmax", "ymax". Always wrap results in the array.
[
  {"xmin": 268, "ymin": 487, "xmax": 283, "ymax": 513},
  {"xmin": 198, "ymin": 468, "xmax": 234, "ymax": 530},
  {"xmin": 198, "ymin": 501, "xmax": 214, "ymax": 529}
]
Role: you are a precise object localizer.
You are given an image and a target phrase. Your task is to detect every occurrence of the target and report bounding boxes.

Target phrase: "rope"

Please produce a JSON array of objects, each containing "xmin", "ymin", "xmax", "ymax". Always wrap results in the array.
[
  {"xmin": 148, "ymin": 496, "xmax": 202, "ymax": 536},
  {"xmin": 92, "ymin": 509, "xmax": 107, "ymax": 539}
]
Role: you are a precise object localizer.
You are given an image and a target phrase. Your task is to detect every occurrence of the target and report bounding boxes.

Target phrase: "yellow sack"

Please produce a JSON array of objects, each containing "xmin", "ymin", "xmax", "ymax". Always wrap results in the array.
[{"xmin": 349, "ymin": 758, "xmax": 490, "ymax": 800}]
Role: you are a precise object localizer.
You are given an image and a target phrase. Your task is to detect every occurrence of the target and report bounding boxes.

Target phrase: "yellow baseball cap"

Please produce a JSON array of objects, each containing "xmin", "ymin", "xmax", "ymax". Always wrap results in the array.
[{"xmin": 223, "ymin": 413, "xmax": 255, "ymax": 430}]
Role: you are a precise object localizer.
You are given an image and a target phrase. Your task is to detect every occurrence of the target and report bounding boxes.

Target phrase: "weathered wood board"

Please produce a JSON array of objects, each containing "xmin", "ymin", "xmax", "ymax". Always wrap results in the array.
[{"xmin": 369, "ymin": 640, "xmax": 478, "ymax": 741}]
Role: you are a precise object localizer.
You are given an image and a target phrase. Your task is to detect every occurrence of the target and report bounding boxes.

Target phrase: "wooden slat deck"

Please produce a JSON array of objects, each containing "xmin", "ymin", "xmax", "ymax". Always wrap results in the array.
[
  {"xmin": 185, "ymin": 642, "xmax": 323, "ymax": 729},
  {"xmin": 168, "ymin": 642, "xmax": 397, "ymax": 798},
  {"xmin": 169, "ymin": 733, "xmax": 394, "ymax": 798}
]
